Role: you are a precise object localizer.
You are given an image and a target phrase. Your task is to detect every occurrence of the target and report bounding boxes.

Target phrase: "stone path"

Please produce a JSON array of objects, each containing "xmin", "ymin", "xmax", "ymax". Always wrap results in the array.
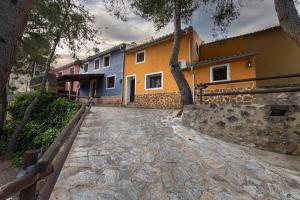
[{"xmin": 50, "ymin": 107, "xmax": 300, "ymax": 200}]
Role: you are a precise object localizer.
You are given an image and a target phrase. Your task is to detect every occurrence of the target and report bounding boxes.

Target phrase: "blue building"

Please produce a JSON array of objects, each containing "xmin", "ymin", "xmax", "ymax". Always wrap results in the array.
[{"xmin": 78, "ymin": 43, "xmax": 127, "ymax": 104}]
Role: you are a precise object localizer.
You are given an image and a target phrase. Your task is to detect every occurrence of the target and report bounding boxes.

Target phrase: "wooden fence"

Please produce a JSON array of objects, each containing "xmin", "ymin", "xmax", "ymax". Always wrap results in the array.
[
  {"xmin": 197, "ymin": 73, "xmax": 300, "ymax": 104},
  {"xmin": 0, "ymin": 98, "xmax": 94, "ymax": 200}
]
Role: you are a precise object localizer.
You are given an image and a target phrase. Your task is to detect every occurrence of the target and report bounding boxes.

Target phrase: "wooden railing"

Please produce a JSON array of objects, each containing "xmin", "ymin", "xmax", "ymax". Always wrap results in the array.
[
  {"xmin": 197, "ymin": 73, "xmax": 300, "ymax": 104},
  {"xmin": 0, "ymin": 98, "xmax": 94, "ymax": 200}
]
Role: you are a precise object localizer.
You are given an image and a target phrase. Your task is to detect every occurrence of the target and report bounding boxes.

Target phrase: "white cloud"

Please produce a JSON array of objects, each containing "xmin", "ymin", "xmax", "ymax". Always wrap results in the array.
[{"xmin": 55, "ymin": 0, "xmax": 299, "ymax": 66}]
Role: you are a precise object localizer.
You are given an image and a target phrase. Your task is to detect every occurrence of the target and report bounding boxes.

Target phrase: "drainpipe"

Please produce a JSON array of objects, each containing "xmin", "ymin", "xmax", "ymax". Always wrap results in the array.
[
  {"xmin": 121, "ymin": 45, "xmax": 126, "ymax": 106},
  {"xmin": 191, "ymin": 66, "xmax": 195, "ymax": 104}
]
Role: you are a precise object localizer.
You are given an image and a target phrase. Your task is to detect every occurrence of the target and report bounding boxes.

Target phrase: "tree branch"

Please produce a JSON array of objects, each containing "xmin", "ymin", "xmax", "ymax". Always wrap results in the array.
[{"xmin": 275, "ymin": 0, "xmax": 300, "ymax": 46}]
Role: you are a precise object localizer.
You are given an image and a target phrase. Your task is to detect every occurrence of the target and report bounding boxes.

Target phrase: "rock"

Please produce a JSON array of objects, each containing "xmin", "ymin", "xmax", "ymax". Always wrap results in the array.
[
  {"xmin": 64, "ymin": 170, "xmax": 99, "ymax": 189},
  {"xmin": 216, "ymin": 121, "xmax": 226, "ymax": 128},
  {"xmin": 227, "ymin": 116, "xmax": 238, "ymax": 123},
  {"xmin": 118, "ymin": 180, "xmax": 139, "ymax": 200},
  {"xmin": 241, "ymin": 110, "xmax": 250, "ymax": 117},
  {"xmin": 143, "ymin": 152, "xmax": 155, "ymax": 163},
  {"xmin": 210, "ymin": 103, "xmax": 218, "ymax": 109},
  {"xmin": 101, "ymin": 169, "xmax": 119, "ymax": 185},
  {"xmin": 200, "ymin": 192, "xmax": 214, "ymax": 200}
]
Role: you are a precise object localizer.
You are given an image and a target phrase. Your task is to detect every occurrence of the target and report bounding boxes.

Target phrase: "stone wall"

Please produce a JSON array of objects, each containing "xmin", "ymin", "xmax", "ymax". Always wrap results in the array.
[
  {"xmin": 196, "ymin": 86, "xmax": 300, "ymax": 106},
  {"xmin": 182, "ymin": 104, "xmax": 300, "ymax": 155},
  {"xmin": 134, "ymin": 92, "xmax": 182, "ymax": 109},
  {"xmin": 96, "ymin": 96, "xmax": 122, "ymax": 105},
  {"xmin": 79, "ymin": 96, "xmax": 122, "ymax": 105},
  {"xmin": 196, "ymin": 87, "xmax": 256, "ymax": 105},
  {"xmin": 256, "ymin": 91, "xmax": 300, "ymax": 106}
]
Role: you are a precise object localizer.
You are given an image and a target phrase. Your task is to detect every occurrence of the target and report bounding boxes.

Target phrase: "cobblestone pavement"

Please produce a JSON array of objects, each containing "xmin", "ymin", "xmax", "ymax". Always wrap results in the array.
[{"xmin": 50, "ymin": 107, "xmax": 300, "ymax": 200}]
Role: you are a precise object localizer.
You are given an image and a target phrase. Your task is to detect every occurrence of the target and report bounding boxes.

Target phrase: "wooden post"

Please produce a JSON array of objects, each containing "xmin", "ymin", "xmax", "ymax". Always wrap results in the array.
[
  {"xmin": 19, "ymin": 150, "xmax": 40, "ymax": 200},
  {"xmin": 198, "ymin": 84, "xmax": 206, "ymax": 104},
  {"xmin": 200, "ymin": 87, "xmax": 203, "ymax": 104}
]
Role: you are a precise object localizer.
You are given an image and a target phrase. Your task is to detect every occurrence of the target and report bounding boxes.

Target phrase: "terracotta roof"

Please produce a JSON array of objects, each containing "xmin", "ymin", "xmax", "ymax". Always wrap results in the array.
[
  {"xmin": 51, "ymin": 60, "xmax": 80, "ymax": 73},
  {"xmin": 204, "ymin": 25, "xmax": 281, "ymax": 45},
  {"xmin": 125, "ymin": 26, "xmax": 194, "ymax": 53},
  {"xmin": 191, "ymin": 51, "xmax": 256, "ymax": 68},
  {"xmin": 81, "ymin": 43, "xmax": 128, "ymax": 63},
  {"xmin": 57, "ymin": 74, "xmax": 104, "ymax": 82}
]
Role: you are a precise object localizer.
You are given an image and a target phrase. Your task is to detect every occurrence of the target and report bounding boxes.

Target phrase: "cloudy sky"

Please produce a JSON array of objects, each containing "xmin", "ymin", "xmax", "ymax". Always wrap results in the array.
[{"xmin": 55, "ymin": 0, "xmax": 300, "ymax": 67}]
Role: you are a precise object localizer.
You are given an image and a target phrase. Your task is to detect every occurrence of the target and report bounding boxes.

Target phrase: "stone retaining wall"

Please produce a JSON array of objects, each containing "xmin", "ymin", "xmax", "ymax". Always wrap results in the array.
[
  {"xmin": 134, "ymin": 92, "xmax": 182, "ymax": 109},
  {"xmin": 182, "ymin": 104, "xmax": 300, "ymax": 155},
  {"xmin": 96, "ymin": 96, "xmax": 122, "ymax": 105},
  {"xmin": 196, "ymin": 87, "xmax": 256, "ymax": 105},
  {"xmin": 79, "ymin": 96, "xmax": 122, "ymax": 105},
  {"xmin": 256, "ymin": 92, "xmax": 300, "ymax": 105},
  {"xmin": 196, "ymin": 86, "xmax": 300, "ymax": 106}
]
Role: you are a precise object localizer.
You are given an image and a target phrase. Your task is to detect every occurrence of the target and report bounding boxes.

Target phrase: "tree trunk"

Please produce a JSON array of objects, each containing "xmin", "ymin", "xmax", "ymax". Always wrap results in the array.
[
  {"xmin": 169, "ymin": 0, "xmax": 193, "ymax": 105},
  {"xmin": 0, "ymin": 0, "xmax": 32, "ymax": 111},
  {"xmin": 4, "ymin": 36, "xmax": 60, "ymax": 159},
  {"xmin": 0, "ymin": 86, "xmax": 8, "ymax": 137},
  {"xmin": 274, "ymin": 0, "xmax": 300, "ymax": 46}
]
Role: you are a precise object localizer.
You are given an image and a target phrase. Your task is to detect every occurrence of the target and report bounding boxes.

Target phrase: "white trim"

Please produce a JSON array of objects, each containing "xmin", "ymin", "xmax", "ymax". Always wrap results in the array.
[
  {"xmin": 125, "ymin": 74, "xmax": 136, "ymax": 105},
  {"xmin": 210, "ymin": 63, "xmax": 230, "ymax": 83},
  {"xmin": 103, "ymin": 54, "xmax": 111, "ymax": 68},
  {"xmin": 82, "ymin": 62, "xmax": 89, "ymax": 74},
  {"xmin": 57, "ymin": 71, "xmax": 63, "ymax": 77},
  {"xmin": 136, "ymin": 50, "xmax": 146, "ymax": 64},
  {"xmin": 192, "ymin": 72, "xmax": 195, "ymax": 104},
  {"xmin": 189, "ymin": 38, "xmax": 192, "ymax": 63},
  {"xmin": 106, "ymin": 74, "xmax": 116, "ymax": 89},
  {"xmin": 94, "ymin": 58, "xmax": 100, "ymax": 71},
  {"xmin": 89, "ymin": 79, "xmax": 97, "ymax": 97},
  {"xmin": 144, "ymin": 71, "xmax": 163, "ymax": 91}
]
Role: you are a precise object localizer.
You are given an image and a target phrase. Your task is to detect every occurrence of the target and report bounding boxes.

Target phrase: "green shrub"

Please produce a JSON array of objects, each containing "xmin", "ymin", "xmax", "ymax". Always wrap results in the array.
[{"xmin": 1, "ymin": 92, "xmax": 77, "ymax": 166}]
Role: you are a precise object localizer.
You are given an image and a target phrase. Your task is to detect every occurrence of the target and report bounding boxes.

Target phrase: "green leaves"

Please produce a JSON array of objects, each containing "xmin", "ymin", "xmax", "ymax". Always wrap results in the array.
[
  {"xmin": 14, "ymin": 0, "xmax": 97, "ymax": 78},
  {"xmin": 105, "ymin": 0, "xmax": 199, "ymax": 30},
  {"xmin": 1, "ymin": 92, "xmax": 77, "ymax": 166}
]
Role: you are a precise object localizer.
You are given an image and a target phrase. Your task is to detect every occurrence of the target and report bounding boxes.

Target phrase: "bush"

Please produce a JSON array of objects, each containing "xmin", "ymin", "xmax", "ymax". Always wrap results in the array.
[{"xmin": 1, "ymin": 92, "xmax": 78, "ymax": 166}]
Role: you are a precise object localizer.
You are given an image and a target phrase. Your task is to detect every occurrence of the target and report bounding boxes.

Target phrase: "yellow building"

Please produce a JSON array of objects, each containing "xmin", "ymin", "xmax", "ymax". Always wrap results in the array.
[
  {"xmin": 123, "ymin": 27, "xmax": 202, "ymax": 108},
  {"xmin": 123, "ymin": 26, "xmax": 300, "ymax": 108}
]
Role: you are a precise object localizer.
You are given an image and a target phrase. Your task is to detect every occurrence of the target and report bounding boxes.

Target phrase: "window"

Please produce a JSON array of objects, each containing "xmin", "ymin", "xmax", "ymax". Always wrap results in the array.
[
  {"xmin": 106, "ymin": 75, "xmax": 115, "ymax": 89},
  {"xmin": 103, "ymin": 55, "xmax": 110, "ymax": 68},
  {"xmin": 83, "ymin": 63, "xmax": 89, "ymax": 73},
  {"xmin": 196, "ymin": 43, "xmax": 199, "ymax": 55},
  {"xmin": 94, "ymin": 59, "xmax": 100, "ymax": 70},
  {"xmin": 136, "ymin": 51, "xmax": 145, "ymax": 64},
  {"xmin": 145, "ymin": 72, "xmax": 163, "ymax": 90},
  {"xmin": 58, "ymin": 72, "xmax": 63, "ymax": 77},
  {"xmin": 69, "ymin": 67, "xmax": 74, "ymax": 75},
  {"xmin": 210, "ymin": 64, "xmax": 230, "ymax": 82}
]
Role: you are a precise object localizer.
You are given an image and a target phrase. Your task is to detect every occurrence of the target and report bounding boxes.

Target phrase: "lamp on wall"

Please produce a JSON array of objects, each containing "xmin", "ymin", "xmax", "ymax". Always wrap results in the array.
[{"xmin": 246, "ymin": 60, "xmax": 254, "ymax": 68}]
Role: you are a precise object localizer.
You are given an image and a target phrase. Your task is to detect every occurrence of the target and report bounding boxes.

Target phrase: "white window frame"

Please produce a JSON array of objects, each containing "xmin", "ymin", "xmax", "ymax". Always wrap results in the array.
[
  {"xmin": 145, "ymin": 71, "xmax": 163, "ymax": 91},
  {"xmin": 210, "ymin": 63, "xmax": 231, "ymax": 83},
  {"xmin": 125, "ymin": 74, "xmax": 136, "ymax": 105},
  {"xmin": 57, "ymin": 71, "xmax": 63, "ymax": 77},
  {"xmin": 69, "ymin": 67, "xmax": 74, "ymax": 75},
  {"xmin": 83, "ymin": 62, "xmax": 89, "ymax": 74},
  {"xmin": 106, "ymin": 74, "xmax": 116, "ymax": 90},
  {"xmin": 136, "ymin": 50, "xmax": 146, "ymax": 64},
  {"xmin": 94, "ymin": 58, "xmax": 100, "ymax": 71},
  {"xmin": 103, "ymin": 54, "xmax": 111, "ymax": 68}
]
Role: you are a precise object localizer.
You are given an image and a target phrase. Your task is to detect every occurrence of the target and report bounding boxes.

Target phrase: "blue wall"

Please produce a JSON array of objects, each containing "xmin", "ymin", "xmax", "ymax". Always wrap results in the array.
[{"xmin": 79, "ymin": 47, "xmax": 125, "ymax": 97}]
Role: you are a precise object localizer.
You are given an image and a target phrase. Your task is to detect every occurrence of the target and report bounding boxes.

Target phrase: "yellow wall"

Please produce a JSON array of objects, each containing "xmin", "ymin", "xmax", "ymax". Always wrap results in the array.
[
  {"xmin": 193, "ymin": 59, "xmax": 256, "ymax": 90},
  {"xmin": 200, "ymin": 27, "xmax": 300, "ymax": 86},
  {"xmin": 124, "ymin": 32, "xmax": 198, "ymax": 101},
  {"xmin": 125, "ymin": 27, "xmax": 299, "ymax": 103}
]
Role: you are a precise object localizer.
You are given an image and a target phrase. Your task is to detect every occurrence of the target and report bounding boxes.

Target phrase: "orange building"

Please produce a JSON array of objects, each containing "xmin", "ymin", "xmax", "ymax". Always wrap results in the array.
[
  {"xmin": 123, "ymin": 26, "xmax": 300, "ymax": 108},
  {"xmin": 123, "ymin": 27, "xmax": 202, "ymax": 108}
]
